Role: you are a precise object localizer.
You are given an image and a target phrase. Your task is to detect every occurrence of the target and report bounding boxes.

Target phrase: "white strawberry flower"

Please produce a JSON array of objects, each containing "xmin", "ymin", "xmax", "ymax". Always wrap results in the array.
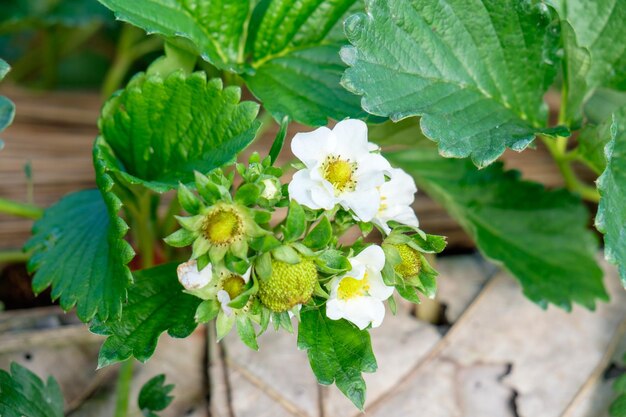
[
  {"xmin": 372, "ymin": 168, "xmax": 419, "ymax": 234},
  {"xmin": 177, "ymin": 259, "xmax": 213, "ymax": 296},
  {"xmin": 288, "ymin": 119, "xmax": 391, "ymax": 222},
  {"xmin": 326, "ymin": 245, "xmax": 394, "ymax": 330}
]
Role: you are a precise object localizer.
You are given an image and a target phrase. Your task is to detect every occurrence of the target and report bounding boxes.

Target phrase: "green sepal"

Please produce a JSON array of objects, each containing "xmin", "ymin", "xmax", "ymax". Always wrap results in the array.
[
  {"xmin": 235, "ymin": 183, "xmax": 261, "ymax": 206},
  {"xmin": 395, "ymin": 284, "xmax": 421, "ymax": 305},
  {"xmin": 230, "ymin": 239, "xmax": 249, "ymax": 260},
  {"xmin": 315, "ymin": 249, "xmax": 351, "ymax": 274},
  {"xmin": 249, "ymin": 235, "xmax": 282, "ymax": 252},
  {"xmin": 272, "ymin": 245, "xmax": 301, "ymax": 264},
  {"xmin": 175, "ymin": 214, "xmax": 204, "ymax": 231},
  {"xmin": 228, "ymin": 275, "xmax": 258, "ymax": 310},
  {"xmin": 197, "ymin": 254, "xmax": 211, "ymax": 271},
  {"xmin": 255, "ymin": 252, "xmax": 272, "ymax": 281},
  {"xmin": 164, "ymin": 228, "xmax": 196, "ymax": 247},
  {"xmin": 283, "ymin": 200, "xmax": 306, "ymax": 242},
  {"xmin": 236, "ymin": 315, "xmax": 259, "ymax": 351},
  {"xmin": 195, "ymin": 300, "xmax": 220, "ymax": 323},
  {"xmin": 271, "ymin": 311, "xmax": 293, "ymax": 333},
  {"xmin": 177, "ymin": 182, "xmax": 201, "ymax": 214},
  {"xmin": 216, "ymin": 311, "xmax": 236, "ymax": 341},
  {"xmin": 388, "ymin": 295, "xmax": 397, "ymax": 315},
  {"xmin": 225, "ymin": 251, "xmax": 250, "ymax": 275},
  {"xmin": 194, "ymin": 171, "xmax": 223, "ymax": 204},
  {"xmin": 302, "ymin": 216, "xmax": 332, "ymax": 250}
]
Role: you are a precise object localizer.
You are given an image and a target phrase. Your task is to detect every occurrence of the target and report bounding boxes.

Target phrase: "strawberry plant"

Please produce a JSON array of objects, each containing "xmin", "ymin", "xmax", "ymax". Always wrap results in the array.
[{"xmin": 0, "ymin": 0, "xmax": 625, "ymax": 413}]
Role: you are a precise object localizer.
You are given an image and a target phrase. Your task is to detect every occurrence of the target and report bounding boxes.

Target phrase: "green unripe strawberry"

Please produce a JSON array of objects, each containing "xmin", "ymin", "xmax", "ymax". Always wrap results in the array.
[
  {"xmin": 259, "ymin": 259, "xmax": 317, "ymax": 312},
  {"xmin": 393, "ymin": 244, "xmax": 422, "ymax": 278}
]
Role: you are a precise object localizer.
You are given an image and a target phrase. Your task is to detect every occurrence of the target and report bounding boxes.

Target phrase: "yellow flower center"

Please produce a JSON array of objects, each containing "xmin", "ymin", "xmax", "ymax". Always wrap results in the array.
[
  {"xmin": 337, "ymin": 274, "xmax": 370, "ymax": 300},
  {"xmin": 321, "ymin": 155, "xmax": 356, "ymax": 193},
  {"xmin": 222, "ymin": 275, "xmax": 246, "ymax": 299},
  {"xmin": 203, "ymin": 208, "xmax": 243, "ymax": 245},
  {"xmin": 393, "ymin": 244, "xmax": 422, "ymax": 277}
]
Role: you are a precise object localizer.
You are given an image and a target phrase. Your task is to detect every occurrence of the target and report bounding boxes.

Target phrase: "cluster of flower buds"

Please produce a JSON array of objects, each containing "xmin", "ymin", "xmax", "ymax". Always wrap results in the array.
[{"xmin": 166, "ymin": 119, "xmax": 445, "ymax": 348}]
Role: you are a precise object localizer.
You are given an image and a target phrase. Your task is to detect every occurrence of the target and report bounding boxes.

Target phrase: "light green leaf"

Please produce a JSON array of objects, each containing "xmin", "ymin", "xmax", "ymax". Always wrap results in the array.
[
  {"xmin": 585, "ymin": 88, "xmax": 626, "ymax": 125},
  {"xmin": 596, "ymin": 107, "xmax": 626, "ymax": 286},
  {"xmin": 552, "ymin": 0, "xmax": 626, "ymax": 91},
  {"xmin": 342, "ymin": 0, "xmax": 565, "ymax": 167},
  {"xmin": 98, "ymin": 71, "xmax": 260, "ymax": 192},
  {"xmin": 0, "ymin": 362, "xmax": 63, "ymax": 417},
  {"xmin": 560, "ymin": 20, "xmax": 591, "ymax": 125},
  {"xmin": 91, "ymin": 262, "xmax": 201, "ymax": 367},
  {"xmin": 578, "ymin": 116, "xmax": 614, "ymax": 175},
  {"xmin": 96, "ymin": 0, "xmax": 254, "ymax": 72},
  {"xmin": 298, "ymin": 304, "xmax": 377, "ymax": 410},
  {"xmin": 138, "ymin": 374, "xmax": 174, "ymax": 417},
  {"xmin": 387, "ymin": 147, "xmax": 607, "ymax": 310},
  {"xmin": 24, "ymin": 189, "xmax": 134, "ymax": 322}
]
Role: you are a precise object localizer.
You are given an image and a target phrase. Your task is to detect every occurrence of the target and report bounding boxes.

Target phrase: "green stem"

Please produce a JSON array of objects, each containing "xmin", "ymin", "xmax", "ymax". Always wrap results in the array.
[
  {"xmin": 0, "ymin": 198, "xmax": 43, "ymax": 219},
  {"xmin": 101, "ymin": 25, "xmax": 148, "ymax": 99},
  {"xmin": 542, "ymin": 136, "xmax": 600, "ymax": 203},
  {"xmin": 0, "ymin": 250, "xmax": 29, "ymax": 264},
  {"xmin": 113, "ymin": 359, "xmax": 134, "ymax": 417}
]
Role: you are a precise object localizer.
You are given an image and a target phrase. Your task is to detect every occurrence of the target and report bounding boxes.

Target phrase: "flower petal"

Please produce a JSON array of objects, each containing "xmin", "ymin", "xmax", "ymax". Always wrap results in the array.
[
  {"xmin": 291, "ymin": 127, "xmax": 332, "ymax": 167},
  {"xmin": 367, "ymin": 270, "xmax": 395, "ymax": 300},
  {"xmin": 311, "ymin": 185, "xmax": 338, "ymax": 210},
  {"xmin": 332, "ymin": 119, "xmax": 371, "ymax": 160},
  {"xmin": 353, "ymin": 245, "xmax": 386, "ymax": 272},
  {"xmin": 288, "ymin": 170, "xmax": 319, "ymax": 208},
  {"xmin": 344, "ymin": 296, "xmax": 386, "ymax": 329},
  {"xmin": 177, "ymin": 259, "xmax": 213, "ymax": 290},
  {"xmin": 341, "ymin": 188, "xmax": 380, "ymax": 222}
]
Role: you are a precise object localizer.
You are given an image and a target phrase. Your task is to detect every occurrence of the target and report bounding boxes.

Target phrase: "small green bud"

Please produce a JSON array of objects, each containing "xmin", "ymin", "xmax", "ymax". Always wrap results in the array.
[
  {"xmin": 393, "ymin": 244, "xmax": 422, "ymax": 278},
  {"xmin": 259, "ymin": 259, "xmax": 317, "ymax": 312}
]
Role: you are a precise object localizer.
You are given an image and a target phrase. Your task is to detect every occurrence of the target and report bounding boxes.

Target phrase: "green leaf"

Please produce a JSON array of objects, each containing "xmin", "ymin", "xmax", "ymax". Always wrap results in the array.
[
  {"xmin": 315, "ymin": 249, "xmax": 351, "ymax": 274},
  {"xmin": 585, "ymin": 89, "xmax": 626, "ymax": 125},
  {"xmin": 0, "ymin": 362, "xmax": 63, "ymax": 417},
  {"xmin": 96, "ymin": 0, "xmax": 254, "ymax": 72},
  {"xmin": 91, "ymin": 263, "xmax": 201, "ymax": 367},
  {"xmin": 243, "ymin": 0, "xmax": 366, "ymax": 126},
  {"xmin": 560, "ymin": 20, "xmax": 591, "ymax": 125},
  {"xmin": 387, "ymin": 147, "xmax": 607, "ymax": 310},
  {"xmin": 195, "ymin": 300, "xmax": 220, "ymax": 323},
  {"xmin": 578, "ymin": 116, "xmax": 615, "ymax": 175},
  {"xmin": 341, "ymin": 0, "xmax": 564, "ymax": 167},
  {"xmin": 302, "ymin": 216, "xmax": 332, "ymax": 250},
  {"xmin": 552, "ymin": 0, "xmax": 626, "ymax": 91},
  {"xmin": 138, "ymin": 374, "xmax": 174, "ymax": 417},
  {"xmin": 298, "ymin": 305, "xmax": 377, "ymax": 410},
  {"xmin": 24, "ymin": 189, "xmax": 134, "ymax": 322},
  {"xmin": 0, "ymin": 59, "xmax": 15, "ymax": 149},
  {"xmin": 611, "ymin": 395, "xmax": 626, "ymax": 417},
  {"xmin": 283, "ymin": 200, "xmax": 306, "ymax": 242},
  {"xmin": 98, "ymin": 71, "xmax": 260, "ymax": 192},
  {"xmin": 595, "ymin": 107, "xmax": 626, "ymax": 286}
]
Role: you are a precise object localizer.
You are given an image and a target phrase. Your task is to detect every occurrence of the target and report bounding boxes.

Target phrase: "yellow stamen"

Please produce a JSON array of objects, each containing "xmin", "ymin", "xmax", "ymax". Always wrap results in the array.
[
  {"xmin": 338, "ymin": 274, "xmax": 370, "ymax": 300},
  {"xmin": 321, "ymin": 155, "xmax": 356, "ymax": 194},
  {"xmin": 203, "ymin": 208, "xmax": 242, "ymax": 245},
  {"xmin": 221, "ymin": 275, "xmax": 246, "ymax": 299}
]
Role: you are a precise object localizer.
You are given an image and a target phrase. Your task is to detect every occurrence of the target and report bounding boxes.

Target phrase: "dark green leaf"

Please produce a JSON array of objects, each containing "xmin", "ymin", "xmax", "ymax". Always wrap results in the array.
[
  {"xmin": 342, "ymin": 0, "xmax": 564, "ymax": 167},
  {"xmin": 298, "ymin": 305, "xmax": 377, "ymax": 410},
  {"xmin": 98, "ymin": 71, "xmax": 260, "ymax": 192},
  {"xmin": 24, "ymin": 189, "xmax": 134, "ymax": 322},
  {"xmin": 0, "ymin": 362, "xmax": 63, "ymax": 417},
  {"xmin": 387, "ymin": 148, "xmax": 607, "ymax": 310},
  {"xmin": 1, "ymin": 0, "xmax": 111, "ymax": 30},
  {"xmin": 244, "ymin": 0, "xmax": 365, "ymax": 125},
  {"xmin": 91, "ymin": 263, "xmax": 201, "ymax": 367},
  {"xmin": 283, "ymin": 200, "xmax": 306, "ymax": 242},
  {"xmin": 302, "ymin": 216, "xmax": 332, "ymax": 250},
  {"xmin": 138, "ymin": 374, "xmax": 174, "ymax": 417},
  {"xmin": 596, "ymin": 107, "xmax": 626, "ymax": 286},
  {"xmin": 96, "ymin": 0, "xmax": 254, "ymax": 72}
]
